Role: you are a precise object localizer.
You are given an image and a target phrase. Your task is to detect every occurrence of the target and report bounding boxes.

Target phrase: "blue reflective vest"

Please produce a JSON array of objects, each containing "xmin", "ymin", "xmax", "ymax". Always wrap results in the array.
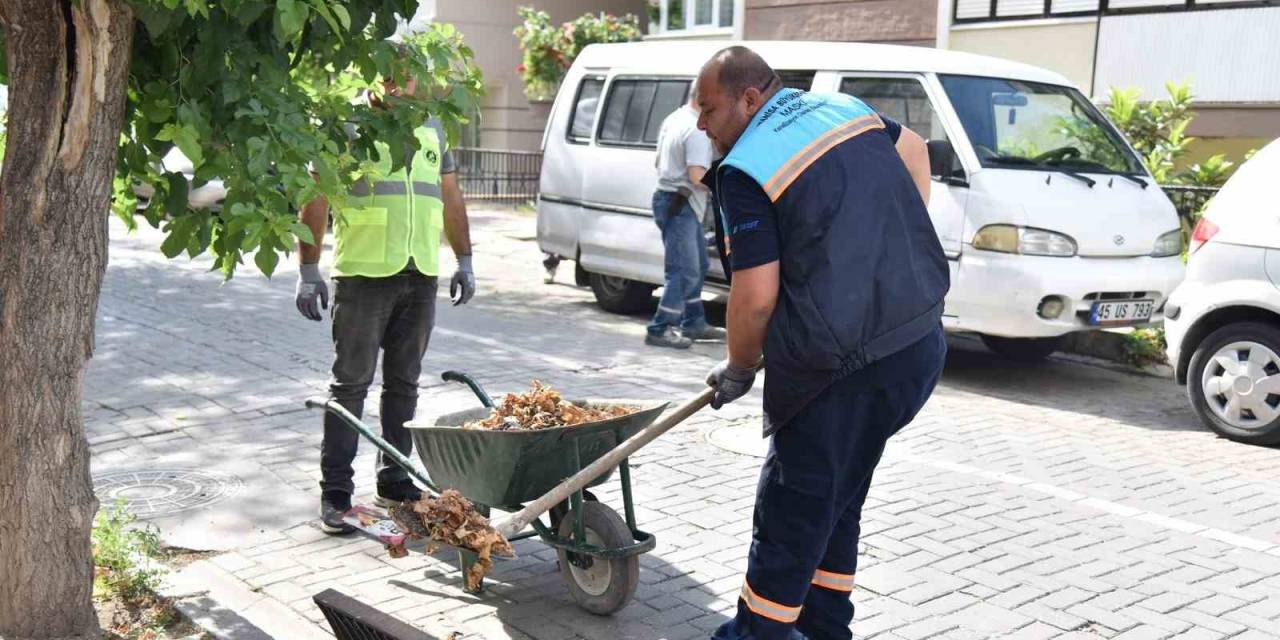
[{"xmin": 713, "ymin": 88, "xmax": 949, "ymax": 434}]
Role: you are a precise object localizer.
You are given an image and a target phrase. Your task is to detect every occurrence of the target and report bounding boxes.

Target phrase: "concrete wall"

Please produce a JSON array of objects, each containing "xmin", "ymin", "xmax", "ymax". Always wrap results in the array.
[
  {"xmin": 743, "ymin": 0, "xmax": 936, "ymax": 45},
  {"xmin": 948, "ymin": 18, "xmax": 1098, "ymax": 93},
  {"xmin": 436, "ymin": 0, "xmax": 647, "ymax": 151}
]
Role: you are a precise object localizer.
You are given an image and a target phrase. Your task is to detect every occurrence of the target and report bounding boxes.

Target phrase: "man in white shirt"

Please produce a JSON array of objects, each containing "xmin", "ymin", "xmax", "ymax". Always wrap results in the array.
[{"xmin": 646, "ymin": 84, "xmax": 726, "ymax": 348}]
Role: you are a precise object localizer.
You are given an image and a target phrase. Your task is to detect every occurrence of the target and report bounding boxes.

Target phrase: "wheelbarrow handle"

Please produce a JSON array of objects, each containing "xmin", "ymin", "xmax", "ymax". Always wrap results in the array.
[
  {"xmin": 304, "ymin": 397, "xmax": 439, "ymax": 493},
  {"xmin": 442, "ymin": 371, "xmax": 496, "ymax": 408},
  {"xmin": 494, "ymin": 386, "xmax": 716, "ymax": 540}
]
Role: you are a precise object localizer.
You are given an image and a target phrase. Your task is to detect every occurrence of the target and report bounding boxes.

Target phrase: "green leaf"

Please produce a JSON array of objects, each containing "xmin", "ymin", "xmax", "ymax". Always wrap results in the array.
[
  {"xmin": 184, "ymin": 0, "xmax": 210, "ymax": 19},
  {"xmin": 135, "ymin": 6, "xmax": 177, "ymax": 38},
  {"xmin": 241, "ymin": 219, "xmax": 266, "ymax": 251},
  {"xmin": 255, "ymin": 246, "xmax": 280, "ymax": 276},
  {"xmin": 290, "ymin": 222, "xmax": 316, "ymax": 247},
  {"xmin": 156, "ymin": 123, "xmax": 204, "ymax": 169},
  {"xmin": 275, "ymin": 0, "xmax": 309, "ymax": 42},
  {"xmin": 233, "ymin": 1, "xmax": 271, "ymax": 25},
  {"xmin": 331, "ymin": 4, "xmax": 350, "ymax": 30},
  {"xmin": 307, "ymin": 0, "xmax": 342, "ymax": 35},
  {"xmin": 160, "ymin": 218, "xmax": 190, "ymax": 259},
  {"xmin": 164, "ymin": 173, "xmax": 189, "ymax": 218}
]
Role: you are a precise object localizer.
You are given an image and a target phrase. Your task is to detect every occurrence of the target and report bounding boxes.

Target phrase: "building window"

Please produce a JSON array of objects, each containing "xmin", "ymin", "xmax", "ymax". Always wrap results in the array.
[
  {"xmin": 651, "ymin": 0, "xmax": 736, "ymax": 33},
  {"xmin": 954, "ymin": 0, "xmax": 1264, "ymax": 24},
  {"xmin": 666, "ymin": 0, "xmax": 684, "ymax": 30}
]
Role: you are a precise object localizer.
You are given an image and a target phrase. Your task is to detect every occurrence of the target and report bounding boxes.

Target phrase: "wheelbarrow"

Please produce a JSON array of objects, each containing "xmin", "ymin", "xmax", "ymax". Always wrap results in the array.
[{"xmin": 306, "ymin": 371, "xmax": 714, "ymax": 615}]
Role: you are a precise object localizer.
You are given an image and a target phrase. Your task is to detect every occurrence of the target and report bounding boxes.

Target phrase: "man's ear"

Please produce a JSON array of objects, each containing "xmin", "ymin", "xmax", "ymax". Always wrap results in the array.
[{"xmin": 742, "ymin": 87, "xmax": 764, "ymax": 116}]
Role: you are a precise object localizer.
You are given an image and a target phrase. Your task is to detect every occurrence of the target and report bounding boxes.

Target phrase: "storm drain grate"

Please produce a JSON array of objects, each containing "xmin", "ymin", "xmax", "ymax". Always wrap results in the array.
[{"xmin": 93, "ymin": 469, "xmax": 244, "ymax": 518}]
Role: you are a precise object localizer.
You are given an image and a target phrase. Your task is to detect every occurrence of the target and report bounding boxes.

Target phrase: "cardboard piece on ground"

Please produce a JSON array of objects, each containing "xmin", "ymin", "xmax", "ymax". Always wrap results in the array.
[{"xmin": 342, "ymin": 505, "xmax": 407, "ymax": 547}]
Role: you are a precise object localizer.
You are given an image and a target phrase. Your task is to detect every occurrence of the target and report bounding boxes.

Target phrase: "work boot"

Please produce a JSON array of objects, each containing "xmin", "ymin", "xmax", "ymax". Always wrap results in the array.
[
  {"xmin": 645, "ymin": 328, "xmax": 693, "ymax": 350},
  {"xmin": 374, "ymin": 480, "xmax": 424, "ymax": 508},
  {"xmin": 320, "ymin": 491, "xmax": 356, "ymax": 535},
  {"xmin": 683, "ymin": 324, "xmax": 727, "ymax": 342}
]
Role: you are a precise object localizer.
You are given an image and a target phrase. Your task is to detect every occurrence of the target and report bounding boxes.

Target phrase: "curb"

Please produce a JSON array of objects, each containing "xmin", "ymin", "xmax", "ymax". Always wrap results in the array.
[
  {"xmin": 159, "ymin": 558, "xmax": 330, "ymax": 640},
  {"xmin": 1061, "ymin": 329, "xmax": 1130, "ymax": 362},
  {"xmin": 1059, "ymin": 328, "xmax": 1173, "ymax": 378}
]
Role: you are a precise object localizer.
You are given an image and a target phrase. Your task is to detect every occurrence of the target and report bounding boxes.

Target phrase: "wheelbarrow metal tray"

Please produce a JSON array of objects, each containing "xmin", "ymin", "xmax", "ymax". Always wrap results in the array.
[{"xmin": 408, "ymin": 401, "xmax": 669, "ymax": 507}]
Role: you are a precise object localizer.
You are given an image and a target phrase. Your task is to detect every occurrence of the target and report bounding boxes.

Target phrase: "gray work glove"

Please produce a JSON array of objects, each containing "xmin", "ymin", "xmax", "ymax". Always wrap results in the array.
[
  {"xmin": 295, "ymin": 262, "xmax": 329, "ymax": 321},
  {"xmin": 706, "ymin": 360, "xmax": 758, "ymax": 410},
  {"xmin": 450, "ymin": 254, "xmax": 476, "ymax": 306}
]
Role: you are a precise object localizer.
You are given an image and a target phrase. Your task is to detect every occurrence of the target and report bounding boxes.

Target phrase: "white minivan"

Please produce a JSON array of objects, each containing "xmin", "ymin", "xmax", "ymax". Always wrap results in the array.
[{"xmin": 537, "ymin": 41, "xmax": 1185, "ymax": 361}]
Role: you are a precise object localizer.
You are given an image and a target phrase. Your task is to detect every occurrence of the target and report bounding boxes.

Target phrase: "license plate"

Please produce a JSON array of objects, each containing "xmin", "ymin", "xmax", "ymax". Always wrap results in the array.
[{"xmin": 1089, "ymin": 300, "xmax": 1154, "ymax": 326}]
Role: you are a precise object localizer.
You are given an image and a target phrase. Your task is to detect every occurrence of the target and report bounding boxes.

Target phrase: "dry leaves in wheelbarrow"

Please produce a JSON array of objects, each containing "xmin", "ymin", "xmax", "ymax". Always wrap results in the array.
[
  {"xmin": 463, "ymin": 380, "xmax": 634, "ymax": 431},
  {"xmin": 389, "ymin": 489, "xmax": 514, "ymax": 590}
]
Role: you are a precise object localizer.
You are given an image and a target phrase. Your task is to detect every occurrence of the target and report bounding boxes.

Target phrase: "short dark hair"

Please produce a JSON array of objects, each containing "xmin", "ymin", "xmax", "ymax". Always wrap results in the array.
[{"xmin": 706, "ymin": 46, "xmax": 779, "ymax": 98}]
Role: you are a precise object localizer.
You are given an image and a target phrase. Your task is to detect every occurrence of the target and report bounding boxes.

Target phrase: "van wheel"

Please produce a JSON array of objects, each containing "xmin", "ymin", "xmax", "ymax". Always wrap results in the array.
[
  {"xmin": 980, "ymin": 334, "xmax": 1062, "ymax": 363},
  {"xmin": 588, "ymin": 273, "xmax": 654, "ymax": 314},
  {"xmin": 1187, "ymin": 322, "xmax": 1280, "ymax": 446}
]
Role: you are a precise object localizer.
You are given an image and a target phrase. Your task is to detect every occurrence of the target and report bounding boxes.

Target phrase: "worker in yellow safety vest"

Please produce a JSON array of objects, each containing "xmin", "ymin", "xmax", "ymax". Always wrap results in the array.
[{"xmin": 293, "ymin": 73, "xmax": 475, "ymax": 534}]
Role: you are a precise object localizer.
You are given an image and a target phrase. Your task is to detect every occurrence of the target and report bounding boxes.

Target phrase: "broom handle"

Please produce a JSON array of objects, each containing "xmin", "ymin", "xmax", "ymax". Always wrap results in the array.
[{"xmin": 495, "ymin": 386, "xmax": 715, "ymax": 539}]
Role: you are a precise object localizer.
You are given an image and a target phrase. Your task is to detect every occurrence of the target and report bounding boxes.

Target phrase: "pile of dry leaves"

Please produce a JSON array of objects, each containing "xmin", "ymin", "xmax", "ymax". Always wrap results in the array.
[
  {"xmin": 463, "ymin": 380, "xmax": 633, "ymax": 431},
  {"xmin": 389, "ymin": 490, "xmax": 514, "ymax": 590}
]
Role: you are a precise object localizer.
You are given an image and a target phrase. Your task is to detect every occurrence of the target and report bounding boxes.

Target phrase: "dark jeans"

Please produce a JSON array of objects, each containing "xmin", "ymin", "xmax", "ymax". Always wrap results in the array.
[
  {"xmin": 648, "ymin": 189, "xmax": 710, "ymax": 336},
  {"xmin": 321, "ymin": 272, "xmax": 438, "ymax": 496}
]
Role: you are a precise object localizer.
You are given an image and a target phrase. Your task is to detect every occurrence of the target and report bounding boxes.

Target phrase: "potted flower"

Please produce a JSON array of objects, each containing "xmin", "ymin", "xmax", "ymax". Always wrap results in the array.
[{"xmin": 514, "ymin": 7, "xmax": 641, "ymax": 103}]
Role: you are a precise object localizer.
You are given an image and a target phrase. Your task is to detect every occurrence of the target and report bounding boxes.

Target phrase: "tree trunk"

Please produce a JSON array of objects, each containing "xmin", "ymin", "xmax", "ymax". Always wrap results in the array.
[{"xmin": 0, "ymin": 1, "xmax": 134, "ymax": 638}]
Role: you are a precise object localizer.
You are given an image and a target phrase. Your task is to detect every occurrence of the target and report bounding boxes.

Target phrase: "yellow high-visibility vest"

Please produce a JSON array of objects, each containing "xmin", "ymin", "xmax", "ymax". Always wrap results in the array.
[{"xmin": 332, "ymin": 125, "xmax": 444, "ymax": 277}]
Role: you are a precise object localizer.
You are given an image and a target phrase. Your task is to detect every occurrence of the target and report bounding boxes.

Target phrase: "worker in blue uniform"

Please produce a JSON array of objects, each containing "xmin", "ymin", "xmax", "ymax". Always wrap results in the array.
[{"xmin": 697, "ymin": 46, "xmax": 950, "ymax": 640}]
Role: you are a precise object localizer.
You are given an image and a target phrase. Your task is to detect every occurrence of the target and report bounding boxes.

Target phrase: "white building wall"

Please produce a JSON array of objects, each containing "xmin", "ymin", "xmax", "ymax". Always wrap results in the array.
[{"xmin": 1094, "ymin": 6, "xmax": 1280, "ymax": 103}]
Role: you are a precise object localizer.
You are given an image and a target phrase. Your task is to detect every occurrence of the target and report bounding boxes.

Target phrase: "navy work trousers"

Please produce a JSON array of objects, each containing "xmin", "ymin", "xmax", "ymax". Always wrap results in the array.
[{"xmin": 712, "ymin": 340, "xmax": 944, "ymax": 640}]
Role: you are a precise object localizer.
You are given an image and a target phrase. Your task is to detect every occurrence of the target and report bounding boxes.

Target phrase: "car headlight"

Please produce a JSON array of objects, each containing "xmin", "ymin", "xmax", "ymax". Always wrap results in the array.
[
  {"xmin": 972, "ymin": 224, "xmax": 1077, "ymax": 257},
  {"xmin": 1151, "ymin": 229, "xmax": 1182, "ymax": 257}
]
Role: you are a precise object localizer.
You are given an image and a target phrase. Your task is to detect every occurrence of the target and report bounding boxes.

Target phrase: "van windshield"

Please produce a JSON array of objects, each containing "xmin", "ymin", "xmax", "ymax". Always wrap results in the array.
[{"xmin": 939, "ymin": 75, "xmax": 1145, "ymax": 176}]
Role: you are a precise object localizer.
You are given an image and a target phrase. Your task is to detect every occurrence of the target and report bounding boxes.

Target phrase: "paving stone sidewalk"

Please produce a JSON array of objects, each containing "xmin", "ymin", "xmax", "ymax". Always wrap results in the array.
[{"xmin": 88, "ymin": 209, "xmax": 1280, "ymax": 639}]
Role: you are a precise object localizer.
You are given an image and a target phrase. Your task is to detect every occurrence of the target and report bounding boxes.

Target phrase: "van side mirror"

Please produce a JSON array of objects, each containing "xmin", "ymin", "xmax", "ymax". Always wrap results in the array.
[{"xmin": 927, "ymin": 139, "xmax": 967, "ymax": 187}]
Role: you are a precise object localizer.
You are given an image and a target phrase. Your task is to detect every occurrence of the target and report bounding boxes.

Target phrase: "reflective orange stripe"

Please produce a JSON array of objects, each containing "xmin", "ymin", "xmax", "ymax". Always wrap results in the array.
[
  {"xmin": 811, "ymin": 568, "xmax": 855, "ymax": 592},
  {"xmin": 761, "ymin": 114, "xmax": 885, "ymax": 202},
  {"xmin": 760, "ymin": 114, "xmax": 876, "ymax": 194},
  {"xmin": 740, "ymin": 580, "xmax": 802, "ymax": 624}
]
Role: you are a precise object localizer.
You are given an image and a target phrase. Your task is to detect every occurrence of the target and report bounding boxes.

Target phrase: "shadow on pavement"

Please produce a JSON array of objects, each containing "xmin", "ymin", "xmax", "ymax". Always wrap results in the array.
[
  {"xmin": 379, "ymin": 537, "xmax": 733, "ymax": 640},
  {"xmin": 940, "ymin": 334, "xmax": 1204, "ymax": 434}
]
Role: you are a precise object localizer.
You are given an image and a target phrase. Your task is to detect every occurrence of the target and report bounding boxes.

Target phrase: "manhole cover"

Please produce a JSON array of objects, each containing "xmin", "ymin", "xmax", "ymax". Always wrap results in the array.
[
  {"xmin": 94, "ymin": 469, "xmax": 243, "ymax": 518},
  {"xmin": 706, "ymin": 423, "xmax": 768, "ymax": 458}
]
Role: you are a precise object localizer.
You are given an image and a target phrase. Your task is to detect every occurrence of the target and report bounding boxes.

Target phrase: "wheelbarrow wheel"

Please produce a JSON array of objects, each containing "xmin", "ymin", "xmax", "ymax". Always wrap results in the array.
[{"xmin": 556, "ymin": 502, "xmax": 638, "ymax": 615}]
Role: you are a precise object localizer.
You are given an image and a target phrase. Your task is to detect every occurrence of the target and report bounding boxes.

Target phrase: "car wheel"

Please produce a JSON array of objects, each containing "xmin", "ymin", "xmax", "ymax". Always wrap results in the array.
[
  {"xmin": 1187, "ymin": 321, "xmax": 1280, "ymax": 446},
  {"xmin": 588, "ymin": 272, "xmax": 654, "ymax": 315},
  {"xmin": 980, "ymin": 334, "xmax": 1063, "ymax": 363}
]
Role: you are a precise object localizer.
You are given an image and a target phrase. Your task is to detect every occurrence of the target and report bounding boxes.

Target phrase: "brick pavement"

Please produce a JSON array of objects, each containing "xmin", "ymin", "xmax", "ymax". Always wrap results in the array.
[{"xmin": 88, "ymin": 209, "xmax": 1280, "ymax": 639}]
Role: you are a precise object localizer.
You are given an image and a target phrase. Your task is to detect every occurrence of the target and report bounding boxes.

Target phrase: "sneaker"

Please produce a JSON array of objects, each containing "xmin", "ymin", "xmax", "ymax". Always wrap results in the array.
[
  {"xmin": 683, "ymin": 325, "xmax": 727, "ymax": 341},
  {"xmin": 645, "ymin": 328, "xmax": 693, "ymax": 350},
  {"xmin": 320, "ymin": 491, "xmax": 356, "ymax": 535},
  {"xmin": 542, "ymin": 256, "xmax": 559, "ymax": 284},
  {"xmin": 374, "ymin": 481, "xmax": 424, "ymax": 508}
]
